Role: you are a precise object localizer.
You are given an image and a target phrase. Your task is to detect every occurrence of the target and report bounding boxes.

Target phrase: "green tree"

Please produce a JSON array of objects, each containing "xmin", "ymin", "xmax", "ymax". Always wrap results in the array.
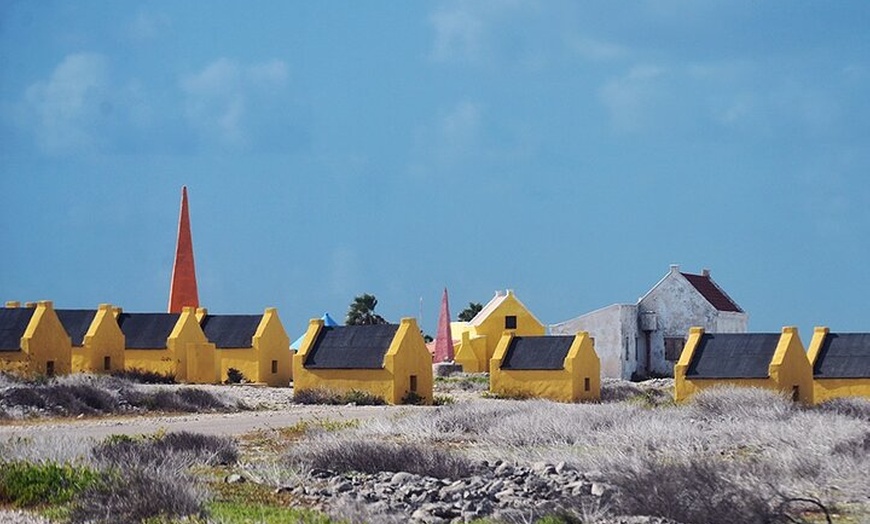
[
  {"xmin": 458, "ymin": 302, "xmax": 483, "ymax": 322},
  {"xmin": 345, "ymin": 293, "xmax": 388, "ymax": 326}
]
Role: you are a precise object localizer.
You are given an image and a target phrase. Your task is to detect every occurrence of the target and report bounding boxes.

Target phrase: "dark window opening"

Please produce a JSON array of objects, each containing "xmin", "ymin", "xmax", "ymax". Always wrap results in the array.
[
  {"xmin": 792, "ymin": 385, "xmax": 800, "ymax": 402},
  {"xmin": 664, "ymin": 337, "xmax": 686, "ymax": 361},
  {"xmin": 504, "ymin": 316, "xmax": 517, "ymax": 329},
  {"xmin": 410, "ymin": 375, "xmax": 418, "ymax": 393},
  {"xmin": 584, "ymin": 377, "xmax": 590, "ymax": 392},
  {"xmin": 271, "ymin": 360, "xmax": 278, "ymax": 374},
  {"xmin": 46, "ymin": 361, "xmax": 55, "ymax": 377},
  {"xmin": 103, "ymin": 356, "xmax": 111, "ymax": 371}
]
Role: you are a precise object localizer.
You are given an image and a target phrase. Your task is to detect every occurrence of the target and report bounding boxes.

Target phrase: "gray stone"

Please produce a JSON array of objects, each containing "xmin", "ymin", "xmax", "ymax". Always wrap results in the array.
[
  {"xmin": 392, "ymin": 471, "xmax": 418, "ymax": 485},
  {"xmin": 224, "ymin": 473, "xmax": 245, "ymax": 484}
]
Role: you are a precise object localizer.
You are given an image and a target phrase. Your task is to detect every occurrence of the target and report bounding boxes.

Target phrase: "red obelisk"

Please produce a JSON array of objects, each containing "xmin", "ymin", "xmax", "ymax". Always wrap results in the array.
[
  {"xmin": 168, "ymin": 186, "xmax": 199, "ymax": 313},
  {"xmin": 433, "ymin": 287, "xmax": 454, "ymax": 363}
]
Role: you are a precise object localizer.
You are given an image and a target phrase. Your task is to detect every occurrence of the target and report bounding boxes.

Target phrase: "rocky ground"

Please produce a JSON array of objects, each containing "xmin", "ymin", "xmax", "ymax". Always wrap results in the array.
[{"xmin": 281, "ymin": 460, "xmax": 619, "ymax": 523}]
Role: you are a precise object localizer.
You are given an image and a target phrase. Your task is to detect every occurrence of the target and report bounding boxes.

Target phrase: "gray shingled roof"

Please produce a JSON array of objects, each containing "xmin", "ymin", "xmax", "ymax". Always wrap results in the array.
[
  {"xmin": 304, "ymin": 324, "xmax": 398, "ymax": 369},
  {"xmin": 200, "ymin": 314, "xmax": 262, "ymax": 349},
  {"xmin": 117, "ymin": 313, "xmax": 180, "ymax": 349},
  {"xmin": 686, "ymin": 333, "xmax": 781, "ymax": 379},
  {"xmin": 501, "ymin": 336, "xmax": 574, "ymax": 370},
  {"xmin": 813, "ymin": 333, "xmax": 870, "ymax": 379},
  {"xmin": 56, "ymin": 309, "xmax": 97, "ymax": 347},
  {"xmin": 0, "ymin": 308, "xmax": 35, "ymax": 351}
]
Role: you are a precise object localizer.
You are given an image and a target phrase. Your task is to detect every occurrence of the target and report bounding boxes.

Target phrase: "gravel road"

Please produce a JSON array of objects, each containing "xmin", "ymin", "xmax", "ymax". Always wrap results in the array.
[{"xmin": 0, "ymin": 384, "xmax": 417, "ymax": 441}]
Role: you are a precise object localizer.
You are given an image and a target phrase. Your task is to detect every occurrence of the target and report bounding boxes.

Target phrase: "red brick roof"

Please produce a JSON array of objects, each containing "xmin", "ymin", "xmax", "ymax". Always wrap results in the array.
[{"xmin": 681, "ymin": 272, "xmax": 743, "ymax": 313}]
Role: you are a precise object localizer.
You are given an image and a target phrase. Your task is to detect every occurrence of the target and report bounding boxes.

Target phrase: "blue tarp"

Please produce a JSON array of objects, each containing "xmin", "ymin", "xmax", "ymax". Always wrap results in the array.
[{"xmin": 290, "ymin": 313, "xmax": 339, "ymax": 351}]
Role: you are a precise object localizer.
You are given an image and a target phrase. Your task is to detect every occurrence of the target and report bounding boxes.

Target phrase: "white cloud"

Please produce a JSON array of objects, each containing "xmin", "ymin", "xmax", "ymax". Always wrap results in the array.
[
  {"xmin": 598, "ymin": 65, "xmax": 666, "ymax": 132},
  {"xmin": 180, "ymin": 58, "xmax": 290, "ymax": 148},
  {"xmin": 430, "ymin": 6, "xmax": 484, "ymax": 63},
  {"xmin": 440, "ymin": 100, "xmax": 481, "ymax": 155},
  {"xmin": 128, "ymin": 9, "xmax": 171, "ymax": 42},
  {"xmin": 24, "ymin": 53, "xmax": 109, "ymax": 153},
  {"xmin": 565, "ymin": 36, "xmax": 627, "ymax": 62}
]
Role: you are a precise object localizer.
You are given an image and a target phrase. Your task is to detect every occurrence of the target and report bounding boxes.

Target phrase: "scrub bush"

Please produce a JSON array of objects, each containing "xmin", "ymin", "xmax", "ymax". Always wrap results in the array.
[
  {"xmin": 293, "ymin": 387, "xmax": 385, "ymax": 406},
  {"xmin": 69, "ymin": 467, "xmax": 204, "ymax": 524},
  {"xmin": 287, "ymin": 439, "xmax": 477, "ymax": 479},
  {"xmin": 92, "ymin": 431, "xmax": 239, "ymax": 468},
  {"xmin": 816, "ymin": 396, "xmax": 870, "ymax": 422},
  {"xmin": 110, "ymin": 368, "xmax": 177, "ymax": 384}
]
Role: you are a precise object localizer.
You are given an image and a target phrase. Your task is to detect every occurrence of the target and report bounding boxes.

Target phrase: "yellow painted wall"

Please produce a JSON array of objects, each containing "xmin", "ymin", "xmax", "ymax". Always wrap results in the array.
[
  {"xmin": 675, "ymin": 326, "xmax": 813, "ymax": 403},
  {"xmin": 452, "ymin": 291, "xmax": 545, "ymax": 373},
  {"xmin": 807, "ymin": 327, "xmax": 870, "ymax": 403},
  {"xmin": 489, "ymin": 332, "xmax": 601, "ymax": 403},
  {"xmin": 124, "ymin": 307, "xmax": 219, "ymax": 384},
  {"xmin": 253, "ymin": 308, "xmax": 291, "ymax": 387},
  {"xmin": 383, "ymin": 317, "xmax": 434, "ymax": 404},
  {"xmin": 293, "ymin": 317, "xmax": 433, "ymax": 404},
  {"xmin": 768, "ymin": 327, "xmax": 813, "ymax": 404},
  {"xmin": 454, "ymin": 331, "xmax": 488, "ymax": 373},
  {"xmin": 205, "ymin": 308, "xmax": 292, "ymax": 387},
  {"xmin": 9, "ymin": 301, "xmax": 73, "ymax": 377},
  {"xmin": 72, "ymin": 304, "xmax": 125, "ymax": 374}
]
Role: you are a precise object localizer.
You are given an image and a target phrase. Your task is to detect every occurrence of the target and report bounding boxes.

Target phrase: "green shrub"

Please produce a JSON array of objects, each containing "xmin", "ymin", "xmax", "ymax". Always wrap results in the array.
[
  {"xmin": 433, "ymin": 394, "xmax": 456, "ymax": 406},
  {"xmin": 111, "ymin": 368, "xmax": 176, "ymax": 384},
  {"xmin": 401, "ymin": 390, "xmax": 426, "ymax": 405},
  {"xmin": 0, "ymin": 461, "xmax": 100, "ymax": 507},
  {"xmin": 225, "ymin": 367, "xmax": 246, "ymax": 384},
  {"xmin": 293, "ymin": 387, "xmax": 385, "ymax": 406}
]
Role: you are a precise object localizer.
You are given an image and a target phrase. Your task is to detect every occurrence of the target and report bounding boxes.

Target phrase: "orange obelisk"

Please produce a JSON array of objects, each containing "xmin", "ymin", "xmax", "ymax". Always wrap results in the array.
[{"xmin": 168, "ymin": 186, "xmax": 199, "ymax": 313}]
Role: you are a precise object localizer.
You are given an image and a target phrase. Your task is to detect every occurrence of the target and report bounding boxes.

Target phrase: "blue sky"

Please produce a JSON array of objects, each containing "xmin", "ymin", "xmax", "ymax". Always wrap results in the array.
[{"xmin": 1, "ymin": 1, "xmax": 868, "ymax": 338}]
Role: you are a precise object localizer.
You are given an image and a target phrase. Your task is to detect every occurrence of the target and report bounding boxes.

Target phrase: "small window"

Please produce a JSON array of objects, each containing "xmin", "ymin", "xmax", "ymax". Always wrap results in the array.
[
  {"xmin": 410, "ymin": 375, "xmax": 418, "ymax": 393},
  {"xmin": 504, "ymin": 316, "xmax": 517, "ymax": 329},
  {"xmin": 584, "ymin": 377, "xmax": 590, "ymax": 392},
  {"xmin": 624, "ymin": 336, "xmax": 630, "ymax": 361},
  {"xmin": 664, "ymin": 337, "xmax": 686, "ymax": 361},
  {"xmin": 271, "ymin": 360, "xmax": 278, "ymax": 374},
  {"xmin": 46, "ymin": 361, "xmax": 55, "ymax": 377},
  {"xmin": 792, "ymin": 385, "xmax": 800, "ymax": 402},
  {"xmin": 103, "ymin": 356, "xmax": 111, "ymax": 371}
]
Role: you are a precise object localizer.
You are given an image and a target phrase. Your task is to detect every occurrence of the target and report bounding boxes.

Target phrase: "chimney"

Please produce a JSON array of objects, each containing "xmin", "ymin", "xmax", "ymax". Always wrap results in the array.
[
  {"xmin": 669, "ymin": 264, "xmax": 680, "ymax": 274},
  {"xmin": 702, "ymin": 268, "xmax": 711, "ymax": 278}
]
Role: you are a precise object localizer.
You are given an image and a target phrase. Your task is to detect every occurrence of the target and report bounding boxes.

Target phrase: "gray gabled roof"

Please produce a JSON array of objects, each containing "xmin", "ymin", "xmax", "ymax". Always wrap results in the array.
[
  {"xmin": 200, "ymin": 314, "xmax": 262, "ymax": 349},
  {"xmin": 501, "ymin": 336, "xmax": 574, "ymax": 370},
  {"xmin": 0, "ymin": 308, "xmax": 35, "ymax": 351},
  {"xmin": 686, "ymin": 333, "xmax": 780, "ymax": 379},
  {"xmin": 56, "ymin": 309, "xmax": 98, "ymax": 347},
  {"xmin": 813, "ymin": 333, "xmax": 870, "ymax": 379},
  {"xmin": 117, "ymin": 313, "xmax": 180, "ymax": 349},
  {"xmin": 304, "ymin": 324, "xmax": 399, "ymax": 369}
]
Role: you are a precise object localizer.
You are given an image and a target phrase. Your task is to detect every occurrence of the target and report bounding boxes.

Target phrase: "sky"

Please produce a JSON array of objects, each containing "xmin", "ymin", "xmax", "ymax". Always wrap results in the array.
[{"xmin": 1, "ymin": 1, "xmax": 868, "ymax": 339}]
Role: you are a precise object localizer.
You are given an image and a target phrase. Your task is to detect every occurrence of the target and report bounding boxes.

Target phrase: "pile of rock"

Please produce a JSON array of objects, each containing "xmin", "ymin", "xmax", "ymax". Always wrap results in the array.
[{"xmin": 279, "ymin": 460, "xmax": 616, "ymax": 523}]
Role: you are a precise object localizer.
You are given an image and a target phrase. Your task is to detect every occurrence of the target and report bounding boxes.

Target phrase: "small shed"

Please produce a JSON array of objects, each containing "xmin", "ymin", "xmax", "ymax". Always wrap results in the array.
[
  {"xmin": 675, "ymin": 326, "xmax": 812, "ymax": 403},
  {"xmin": 58, "ymin": 304, "xmax": 125, "ymax": 374},
  {"xmin": 293, "ymin": 317, "xmax": 433, "ymax": 404},
  {"xmin": 199, "ymin": 307, "xmax": 291, "ymax": 387},
  {"xmin": 807, "ymin": 327, "xmax": 870, "ymax": 403},
  {"xmin": 489, "ymin": 332, "xmax": 600, "ymax": 402},
  {"xmin": 119, "ymin": 306, "xmax": 219, "ymax": 384},
  {"xmin": 0, "ymin": 301, "xmax": 71, "ymax": 377}
]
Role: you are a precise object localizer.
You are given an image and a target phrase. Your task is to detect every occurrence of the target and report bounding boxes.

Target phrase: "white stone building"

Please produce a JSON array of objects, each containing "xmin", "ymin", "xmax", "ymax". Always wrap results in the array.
[{"xmin": 550, "ymin": 265, "xmax": 748, "ymax": 379}]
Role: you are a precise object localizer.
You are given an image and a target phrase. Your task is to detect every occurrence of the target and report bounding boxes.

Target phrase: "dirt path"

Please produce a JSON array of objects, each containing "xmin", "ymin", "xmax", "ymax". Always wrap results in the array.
[{"xmin": 0, "ymin": 404, "xmax": 415, "ymax": 441}]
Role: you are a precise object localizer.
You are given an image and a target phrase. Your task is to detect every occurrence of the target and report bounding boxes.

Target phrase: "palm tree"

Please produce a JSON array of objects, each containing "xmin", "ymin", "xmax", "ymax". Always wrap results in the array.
[
  {"xmin": 458, "ymin": 302, "xmax": 483, "ymax": 322},
  {"xmin": 345, "ymin": 293, "xmax": 388, "ymax": 325}
]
